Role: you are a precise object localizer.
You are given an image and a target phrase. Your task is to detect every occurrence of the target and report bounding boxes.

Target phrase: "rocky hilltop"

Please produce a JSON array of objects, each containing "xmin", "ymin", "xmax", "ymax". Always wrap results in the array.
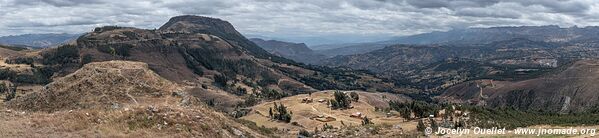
[
  {"xmin": 2, "ymin": 61, "xmax": 265, "ymax": 137},
  {"xmin": 8, "ymin": 61, "xmax": 177, "ymax": 112}
]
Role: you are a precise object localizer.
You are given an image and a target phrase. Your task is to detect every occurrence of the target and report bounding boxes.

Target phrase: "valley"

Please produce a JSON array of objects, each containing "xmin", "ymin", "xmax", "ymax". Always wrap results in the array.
[{"xmin": 1, "ymin": 4, "xmax": 599, "ymax": 137}]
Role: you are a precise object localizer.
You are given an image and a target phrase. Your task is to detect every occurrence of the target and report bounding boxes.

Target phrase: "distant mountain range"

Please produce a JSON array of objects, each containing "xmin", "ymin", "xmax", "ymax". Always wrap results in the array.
[
  {"xmin": 315, "ymin": 25, "xmax": 599, "ymax": 57},
  {"xmin": 249, "ymin": 38, "xmax": 326, "ymax": 64},
  {"xmin": 0, "ymin": 33, "xmax": 80, "ymax": 48}
]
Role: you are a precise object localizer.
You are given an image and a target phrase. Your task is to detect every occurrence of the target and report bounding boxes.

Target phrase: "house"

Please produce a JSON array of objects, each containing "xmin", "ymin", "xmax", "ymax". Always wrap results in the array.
[{"xmin": 350, "ymin": 112, "xmax": 363, "ymax": 118}]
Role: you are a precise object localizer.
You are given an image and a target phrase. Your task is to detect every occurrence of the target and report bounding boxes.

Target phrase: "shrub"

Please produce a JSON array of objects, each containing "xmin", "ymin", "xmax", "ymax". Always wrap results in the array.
[
  {"xmin": 81, "ymin": 54, "xmax": 93, "ymax": 65},
  {"xmin": 42, "ymin": 45, "xmax": 79, "ymax": 65},
  {"xmin": 330, "ymin": 91, "xmax": 351, "ymax": 109},
  {"xmin": 4, "ymin": 86, "xmax": 16, "ymax": 102},
  {"xmin": 362, "ymin": 116, "xmax": 373, "ymax": 126},
  {"xmin": 5, "ymin": 57, "xmax": 34, "ymax": 65},
  {"xmin": 214, "ymin": 74, "xmax": 228, "ymax": 87},
  {"xmin": 298, "ymin": 129, "xmax": 312, "ymax": 137},
  {"xmin": 416, "ymin": 119, "xmax": 426, "ymax": 132},
  {"xmin": 96, "ymin": 43, "xmax": 132, "ymax": 57},
  {"xmin": 259, "ymin": 89, "xmax": 287, "ymax": 100},
  {"xmin": 0, "ymin": 83, "xmax": 6, "ymax": 94},
  {"xmin": 389, "ymin": 100, "xmax": 439, "ymax": 118},
  {"xmin": 270, "ymin": 102, "xmax": 292, "ymax": 123},
  {"xmin": 349, "ymin": 92, "xmax": 359, "ymax": 102}
]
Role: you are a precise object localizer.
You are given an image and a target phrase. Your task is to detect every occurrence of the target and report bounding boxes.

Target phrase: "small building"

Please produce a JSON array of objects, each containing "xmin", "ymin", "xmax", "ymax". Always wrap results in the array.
[{"xmin": 350, "ymin": 112, "xmax": 363, "ymax": 118}]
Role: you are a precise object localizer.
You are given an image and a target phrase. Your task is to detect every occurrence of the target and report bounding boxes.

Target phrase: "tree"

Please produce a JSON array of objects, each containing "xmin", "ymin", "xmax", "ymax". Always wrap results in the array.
[
  {"xmin": 399, "ymin": 107, "xmax": 412, "ymax": 121},
  {"xmin": 271, "ymin": 102, "xmax": 292, "ymax": 123},
  {"xmin": 81, "ymin": 54, "xmax": 93, "ymax": 65},
  {"xmin": 0, "ymin": 83, "xmax": 6, "ymax": 94},
  {"xmin": 429, "ymin": 118, "xmax": 438, "ymax": 131},
  {"xmin": 268, "ymin": 107, "xmax": 273, "ymax": 118},
  {"xmin": 362, "ymin": 116, "xmax": 373, "ymax": 126},
  {"xmin": 4, "ymin": 85, "xmax": 16, "ymax": 102},
  {"xmin": 330, "ymin": 91, "xmax": 351, "ymax": 109},
  {"xmin": 349, "ymin": 92, "xmax": 359, "ymax": 102},
  {"xmin": 214, "ymin": 74, "xmax": 228, "ymax": 87},
  {"xmin": 417, "ymin": 119, "xmax": 426, "ymax": 132}
]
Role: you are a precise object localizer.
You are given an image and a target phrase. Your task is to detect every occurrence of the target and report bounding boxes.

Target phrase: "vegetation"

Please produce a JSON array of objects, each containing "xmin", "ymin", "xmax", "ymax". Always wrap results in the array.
[
  {"xmin": 416, "ymin": 119, "xmax": 426, "ymax": 132},
  {"xmin": 213, "ymin": 74, "xmax": 228, "ymax": 87},
  {"xmin": 96, "ymin": 43, "xmax": 133, "ymax": 57},
  {"xmin": 298, "ymin": 129, "xmax": 313, "ymax": 137},
  {"xmin": 330, "ymin": 91, "xmax": 351, "ymax": 110},
  {"xmin": 4, "ymin": 85, "xmax": 15, "ymax": 101},
  {"xmin": 0, "ymin": 44, "xmax": 28, "ymax": 51},
  {"xmin": 361, "ymin": 116, "xmax": 373, "ymax": 126},
  {"xmin": 322, "ymin": 123, "xmax": 334, "ymax": 131},
  {"xmin": 0, "ymin": 83, "xmax": 6, "ymax": 94},
  {"xmin": 81, "ymin": 54, "xmax": 93, "ymax": 65},
  {"xmin": 429, "ymin": 118, "xmax": 438, "ymax": 131},
  {"xmin": 0, "ymin": 67, "xmax": 53, "ymax": 85},
  {"xmin": 463, "ymin": 105, "xmax": 599, "ymax": 129},
  {"xmin": 42, "ymin": 45, "xmax": 80, "ymax": 65},
  {"xmin": 259, "ymin": 89, "xmax": 287, "ymax": 100},
  {"xmin": 269, "ymin": 102, "xmax": 292, "ymax": 123},
  {"xmin": 389, "ymin": 100, "xmax": 439, "ymax": 118},
  {"xmin": 349, "ymin": 92, "xmax": 359, "ymax": 102},
  {"xmin": 5, "ymin": 57, "xmax": 34, "ymax": 65}
]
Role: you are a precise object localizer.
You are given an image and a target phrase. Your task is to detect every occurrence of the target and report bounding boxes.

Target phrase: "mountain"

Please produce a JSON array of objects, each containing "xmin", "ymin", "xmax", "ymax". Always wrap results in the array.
[
  {"xmin": 0, "ymin": 15, "xmax": 408, "ymax": 137},
  {"xmin": 314, "ymin": 42, "xmax": 389, "ymax": 57},
  {"xmin": 438, "ymin": 60, "xmax": 599, "ymax": 113},
  {"xmin": 313, "ymin": 25, "xmax": 599, "ymax": 57},
  {"xmin": 4, "ymin": 61, "xmax": 265, "ymax": 137},
  {"xmin": 245, "ymin": 34, "xmax": 390, "ymax": 46},
  {"xmin": 0, "ymin": 33, "xmax": 79, "ymax": 48},
  {"xmin": 388, "ymin": 25, "xmax": 599, "ymax": 45},
  {"xmin": 249, "ymin": 38, "xmax": 326, "ymax": 64},
  {"xmin": 321, "ymin": 38, "xmax": 599, "ymax": 92},
  {"xmin": 27, "ymin": 15, "xmax": 403, "ymax": 112}
]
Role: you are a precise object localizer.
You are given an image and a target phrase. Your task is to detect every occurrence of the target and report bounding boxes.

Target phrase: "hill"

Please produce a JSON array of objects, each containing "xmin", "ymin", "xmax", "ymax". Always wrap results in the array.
[
  {"xmin": 250, "ymin": 38, "xmax": 326, "ymax": 64},
  {"xmin": 7, "ymin": 61, "xmax": 177, "ymax": 112},
  {"xmin": 439, "ymin": 60, "xmax": 599, "ymax": 113},
  {"xmin": 388, "ymin": 25, "xmax": 599, "ymax": 45},
  {"xmin": 242, "ymin": 90, "xmax": 413, "ymax": 136},
  {"xmin": 320, "ymin": 38, "xmax": 599, "ymax": 92},
  {"xmin": 312, "ymin": 25, "xmax": 599, "ymax": 57},
  {"xmin": 2, "ymin": 60, "xmax": 268, "ymax": 137},
  {"xmin": 4, "ymin": 15, "xmax": 405, "ymax": 115}
]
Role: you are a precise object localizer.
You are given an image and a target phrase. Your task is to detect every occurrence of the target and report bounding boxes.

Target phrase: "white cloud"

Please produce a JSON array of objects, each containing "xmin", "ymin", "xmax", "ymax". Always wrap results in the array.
[{"xmin": 1, "ymin": 0, "xmax": 599, "ymax": 43}]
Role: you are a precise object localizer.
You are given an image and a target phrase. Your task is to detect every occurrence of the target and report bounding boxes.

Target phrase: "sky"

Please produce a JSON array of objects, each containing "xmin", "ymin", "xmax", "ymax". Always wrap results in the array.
[{"xmin": 1, "ymin": 0, "xmax": 599, "ymax": 45}]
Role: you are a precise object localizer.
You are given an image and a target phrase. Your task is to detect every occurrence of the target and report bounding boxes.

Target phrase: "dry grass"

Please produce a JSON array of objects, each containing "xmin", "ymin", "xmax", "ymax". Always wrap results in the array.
[
  {"xmin": 0, "ymin": 60, "xmax": 268, "ymax": 137},
  {"xmin": 242, "ymin": 90, "xmax": 416, "ymax": 133}
]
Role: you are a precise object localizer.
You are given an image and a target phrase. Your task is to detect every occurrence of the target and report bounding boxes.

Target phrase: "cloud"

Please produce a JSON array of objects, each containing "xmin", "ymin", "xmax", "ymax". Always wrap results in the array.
[{"xmin": 0, "ymin": 0, "xmax": 599, "ymax": 44}]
